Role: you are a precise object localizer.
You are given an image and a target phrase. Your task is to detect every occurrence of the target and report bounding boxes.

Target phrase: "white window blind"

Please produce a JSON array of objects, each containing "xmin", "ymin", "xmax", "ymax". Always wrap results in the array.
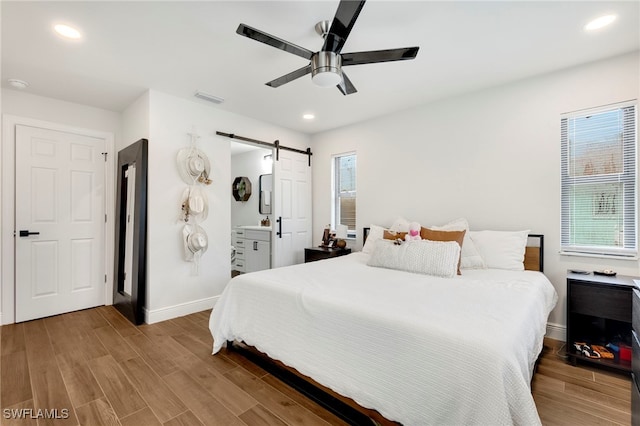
[
  {"xmin": 333, "ymin": 153, "xmax": 356, "ymax": 237},
  {"xmin": 560, "ymin": 101, "xmax": 637, "ymax": 257}
]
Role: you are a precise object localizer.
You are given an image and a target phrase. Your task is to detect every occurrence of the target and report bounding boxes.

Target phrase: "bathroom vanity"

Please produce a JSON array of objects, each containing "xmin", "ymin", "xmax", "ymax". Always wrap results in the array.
[{"xmin": 233, "ymin": 226, "xmax": 271, "ymax": 273}]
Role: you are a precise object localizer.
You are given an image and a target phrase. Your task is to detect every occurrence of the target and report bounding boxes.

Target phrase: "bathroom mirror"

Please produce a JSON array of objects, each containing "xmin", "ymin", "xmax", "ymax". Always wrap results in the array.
[
  {"xmin": 114, "ymin": 138, "xmax": 148, "ymax": 325},
  {"xmin": 259, "ymin": 174, "xmax": 272, "ymax": 214}
]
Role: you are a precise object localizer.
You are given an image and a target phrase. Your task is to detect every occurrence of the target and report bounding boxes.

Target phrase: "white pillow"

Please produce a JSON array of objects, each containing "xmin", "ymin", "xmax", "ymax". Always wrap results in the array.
[
  {"xmin": 367, "ymin": 240, "xmax": 460, "ymax": 278},
  {"xmin": 388, "ymin": 217, "xmax": 411, "ymax": 233},
  {"xmin": 469, "ymin": 230, "xmax": 529, "ymax": 271},
  {"xmin": 362, "ymin": 218, "xmax": 412, "ymax": 253},
  {"xmin": 362, "ymin": 224, "xmax": 385, "ymax": 254},
  {"xmin": 430, "ymin": 218, "xmax": 486, "ymax": 269}
]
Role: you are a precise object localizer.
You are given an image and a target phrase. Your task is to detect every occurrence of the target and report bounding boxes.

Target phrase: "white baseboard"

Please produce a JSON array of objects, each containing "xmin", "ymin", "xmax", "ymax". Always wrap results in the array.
[
  {"xmin": 546, "ymin": 322, "xmax": 566, "ymax": 342},
  {"xmin": 144, "ymin": 296, "xmax": 219, "ymax": 324}
]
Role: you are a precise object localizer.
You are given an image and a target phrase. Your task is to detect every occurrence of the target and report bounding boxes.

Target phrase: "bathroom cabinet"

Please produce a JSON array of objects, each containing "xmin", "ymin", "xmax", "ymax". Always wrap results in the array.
[{"xmin": 234, "ymin": 226, "xmax": 271, "ymax": 273}]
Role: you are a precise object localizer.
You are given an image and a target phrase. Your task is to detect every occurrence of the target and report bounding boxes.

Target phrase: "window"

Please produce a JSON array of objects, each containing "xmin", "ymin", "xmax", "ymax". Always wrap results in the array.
[
  {"xmin": 333, "ymin": 153, "xmax": 356, "ymax": 238},
  {"xmin": 560, "ymin": 101, "xmax": 637, "ymax": 257}
]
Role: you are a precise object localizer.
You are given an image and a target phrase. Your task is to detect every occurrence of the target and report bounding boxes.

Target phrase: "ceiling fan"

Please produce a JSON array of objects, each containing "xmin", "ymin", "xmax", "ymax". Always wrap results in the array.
[{"xmin": 236, "ymin": 0, "xmax": 419, "ymax": 95}]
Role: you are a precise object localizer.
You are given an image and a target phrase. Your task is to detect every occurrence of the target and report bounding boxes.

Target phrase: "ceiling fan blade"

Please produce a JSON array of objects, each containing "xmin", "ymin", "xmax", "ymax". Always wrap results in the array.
[
  {"xmin": 322, "ymin": 0, "xmax": 366, "ymax": 54},
  {"xmin": 266, "ymin": 65, "xmax": 312, "ymax": 88},
  {"xmin": 237, "ymin": 24, "xmax": 314, "ymax": 60},
  {"xmin": 337, "ymin": 72, "xmax": 357, "ymax": 95},
  {"xmin": 342, "ymin": 47, "xmax": 419, "ymax": 66}
]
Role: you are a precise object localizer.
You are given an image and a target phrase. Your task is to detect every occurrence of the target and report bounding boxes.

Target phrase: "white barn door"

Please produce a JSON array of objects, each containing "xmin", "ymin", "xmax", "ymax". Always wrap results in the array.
[
  {"xmin": 15, "ymin": 125, "xmax": 106, "ymax": 322},
  {"xmin": 273, "ymin": 149, "xmax": 312, "ymax": 267}
]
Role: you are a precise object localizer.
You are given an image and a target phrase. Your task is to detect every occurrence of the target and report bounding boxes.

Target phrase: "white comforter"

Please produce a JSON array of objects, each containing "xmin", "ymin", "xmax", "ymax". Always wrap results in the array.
[{"xmin": 209, "ymin": 252, "xmax": 557, "ymax": 425}]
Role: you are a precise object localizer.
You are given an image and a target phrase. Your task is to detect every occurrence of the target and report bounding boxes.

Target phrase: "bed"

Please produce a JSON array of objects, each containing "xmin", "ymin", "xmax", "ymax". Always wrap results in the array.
[{"xmin": 209, "ymin": 225, "xmax": 558, "ymax": 425}]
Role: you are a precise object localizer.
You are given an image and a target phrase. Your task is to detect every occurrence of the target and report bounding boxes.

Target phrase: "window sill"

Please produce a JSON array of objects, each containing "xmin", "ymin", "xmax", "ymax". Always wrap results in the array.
[{"xmin": 559, "ymin": 251, "xmax": 639, "ymax": 261}]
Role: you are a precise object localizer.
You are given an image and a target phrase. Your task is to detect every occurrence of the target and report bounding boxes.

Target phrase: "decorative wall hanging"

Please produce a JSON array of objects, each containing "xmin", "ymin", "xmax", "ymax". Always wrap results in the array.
[
  {"xmin": 177, "ymin": 131, "xmax": 211, "ymax": 275},
  {"xmin": 180, "ymin": 186, "xmax": 208, "ymax": 223},
  {"xmin": 177, "ymin": 146, "xmax": 212, "ymax": 185},
  {"xmin": 232, "ymin": 176, "xmax": 252, "ymax": 201},
  {"xmin": 182, "ymin": 224, "xmax": 208, "ymax": 274}
]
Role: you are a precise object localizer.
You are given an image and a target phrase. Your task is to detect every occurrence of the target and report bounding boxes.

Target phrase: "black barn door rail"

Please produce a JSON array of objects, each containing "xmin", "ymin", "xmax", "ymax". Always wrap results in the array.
[{"xmin": 215, "ymin": 131, "xmax": 312, "ymax": 166}]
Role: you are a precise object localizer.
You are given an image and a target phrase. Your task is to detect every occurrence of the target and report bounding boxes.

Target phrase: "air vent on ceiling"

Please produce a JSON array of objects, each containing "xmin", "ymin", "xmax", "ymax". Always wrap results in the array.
[{"xmin": 194, "ymin": 91, "xmax": 224, "ymax": 104}]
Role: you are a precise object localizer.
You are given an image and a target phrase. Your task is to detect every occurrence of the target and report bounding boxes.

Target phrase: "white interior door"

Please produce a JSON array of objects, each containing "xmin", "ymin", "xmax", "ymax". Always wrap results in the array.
[
  {"xmin": 273, "ymin": 149, "xmax": 312, "ymax": 267},
  {"xmin": 15, "ymin": 124, "xmax": 106, "ymax": 322}
]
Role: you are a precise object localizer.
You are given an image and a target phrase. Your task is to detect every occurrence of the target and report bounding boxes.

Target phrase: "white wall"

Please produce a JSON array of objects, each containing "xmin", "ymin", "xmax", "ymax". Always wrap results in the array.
[
  {"xmin": 2, "ymin": 89, "xmax": 122, "ymax": 135},
  {"xmin": 0, "ymin": 88, "xmax": 310, "ymax": 324},
  {"xmin": 121, "ymin": 91, "xmax": 150, "ymax": 151},
  {"xmin": 1, "ymin": 89, "xmax": 120, "ymax": 324},
  {"xmin": 231, "ymin": 148, "xmax": 273, "ymax": 229},
  {"xmin": 144, "ymin": 90, "xmax": 310, "ymax": 323},
  {"xmin": 310, "ymin": 51, "xmax": 640, "ymax": 337}
]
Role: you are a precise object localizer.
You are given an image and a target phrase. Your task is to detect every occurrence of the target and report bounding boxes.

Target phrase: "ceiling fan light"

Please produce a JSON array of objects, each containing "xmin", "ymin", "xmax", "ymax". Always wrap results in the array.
[
  {"xmin": 312, "ymin": 70, "xmax": 342, "ymax": 87},
  {"xmin": 311, "ymin": 51, "xmax": 342, "ymax": 88}
]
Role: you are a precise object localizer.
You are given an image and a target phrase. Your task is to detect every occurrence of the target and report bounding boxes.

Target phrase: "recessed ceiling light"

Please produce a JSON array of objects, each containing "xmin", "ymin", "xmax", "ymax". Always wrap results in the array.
[
  {"xmin": 584, "ymin": 14, "xmax": 617, "ymax": 31},
  {"xmin": 54, "ymin": 24, "xmax": 82, "ymax": 39},
  {"xmin": 303, "ymin": 114, "xmax": 315, "ymax": 120},
  {"xmin": 8, "ymin": 79, "xmax": 29, "ymax": 89}
]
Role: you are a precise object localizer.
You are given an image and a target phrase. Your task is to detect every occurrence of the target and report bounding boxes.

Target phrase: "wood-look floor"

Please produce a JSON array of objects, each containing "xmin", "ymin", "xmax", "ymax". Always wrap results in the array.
[
  {"xmin": 534, "ymin": 338, "xmax": 631, "ymax": 426},
  {"xmin": 0, "ymin": 307, "xmax": 631, "ymax": 425}
]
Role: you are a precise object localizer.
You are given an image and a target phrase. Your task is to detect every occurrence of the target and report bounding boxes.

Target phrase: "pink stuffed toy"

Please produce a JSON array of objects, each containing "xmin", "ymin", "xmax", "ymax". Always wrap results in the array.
[{"xmin": 405, "ymin": 222, "xmax": 422, "ymax": 241}]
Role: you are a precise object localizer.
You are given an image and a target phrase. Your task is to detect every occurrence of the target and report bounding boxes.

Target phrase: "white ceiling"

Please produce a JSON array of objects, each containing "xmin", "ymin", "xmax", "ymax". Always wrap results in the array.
[{"xmin": 2, "ymin": 1, "xmax": 639, "ymax": 135}]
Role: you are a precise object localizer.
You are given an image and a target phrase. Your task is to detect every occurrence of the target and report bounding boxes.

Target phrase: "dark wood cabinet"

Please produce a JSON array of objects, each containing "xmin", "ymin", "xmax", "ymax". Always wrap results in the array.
[
  {"xmin": 304, "ymin": 247, "xmax": 351, "ymax": 263},
  {"xmin": 567, "ymin": 272, "xmax": 636, "ymax": 373}
]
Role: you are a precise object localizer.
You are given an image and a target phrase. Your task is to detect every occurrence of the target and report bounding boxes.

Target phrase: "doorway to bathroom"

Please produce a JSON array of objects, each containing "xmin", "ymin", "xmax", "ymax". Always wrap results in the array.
[
  {"xmin": 230, "ymin": 142, "xmax": 273, "ymax": 276},
  {"xmin": 229, "ymin": 140, "xmax": 312, "ymax": 276}
]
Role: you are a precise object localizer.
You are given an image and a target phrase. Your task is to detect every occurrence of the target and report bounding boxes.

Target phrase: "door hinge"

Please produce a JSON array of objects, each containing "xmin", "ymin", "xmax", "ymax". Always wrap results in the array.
[
  {"xmin": 105, "ymin": 214, "xmax": 107, "ymax": 223},
  {"xmin": 104, "ymin": 274, "xmax": 107, "ymax": 283},
  {"xmin": 101, "ymin": 152, "xmax": 108, "ymax": 162}
]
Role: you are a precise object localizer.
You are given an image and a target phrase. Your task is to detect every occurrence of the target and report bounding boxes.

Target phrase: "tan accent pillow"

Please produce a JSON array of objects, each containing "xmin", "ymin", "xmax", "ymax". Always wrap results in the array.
[
  {"xmin": 420, "ymin": 228, "xmax": 466, "ymax": 275},
  {"xmin": 383, "ymin": 230, "xmax": 408, "ymax": 241}
]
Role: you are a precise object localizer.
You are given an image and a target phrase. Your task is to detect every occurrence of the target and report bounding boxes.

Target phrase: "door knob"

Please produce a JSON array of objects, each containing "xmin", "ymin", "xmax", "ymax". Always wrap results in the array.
[{"xmin": 19, "ymin": 230, "xmax": 40, "ymax": 237}]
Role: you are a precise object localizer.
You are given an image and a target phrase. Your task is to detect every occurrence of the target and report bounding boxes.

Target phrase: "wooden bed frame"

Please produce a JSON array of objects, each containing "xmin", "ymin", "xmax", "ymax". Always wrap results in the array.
[
  {"xmin": 226, "ymin": 230, "xmax": 546, "ymax": 425},
  {"xmin": 226, "ymin": 342, "xmax": 395, "ymax": 425}
]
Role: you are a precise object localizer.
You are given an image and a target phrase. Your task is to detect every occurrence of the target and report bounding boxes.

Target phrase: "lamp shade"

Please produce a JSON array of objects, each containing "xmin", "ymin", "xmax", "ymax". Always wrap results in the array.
[{"xmin": 336, "ymin": 224, "xmax": 348, "ymax": 239}]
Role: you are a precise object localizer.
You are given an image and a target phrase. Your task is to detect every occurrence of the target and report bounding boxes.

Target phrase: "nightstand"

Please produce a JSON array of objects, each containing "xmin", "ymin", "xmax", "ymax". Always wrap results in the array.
[
  {"xmin": 632, "ymin": 284, "xmax": 640, "ymax": 425},
  {"xmin": 566, "ymin": 271, "xmax": 636, "ymax": 373},
  {"xmin": 304, "ymin": 247, "xmax": 352, "ymax": 263}
]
